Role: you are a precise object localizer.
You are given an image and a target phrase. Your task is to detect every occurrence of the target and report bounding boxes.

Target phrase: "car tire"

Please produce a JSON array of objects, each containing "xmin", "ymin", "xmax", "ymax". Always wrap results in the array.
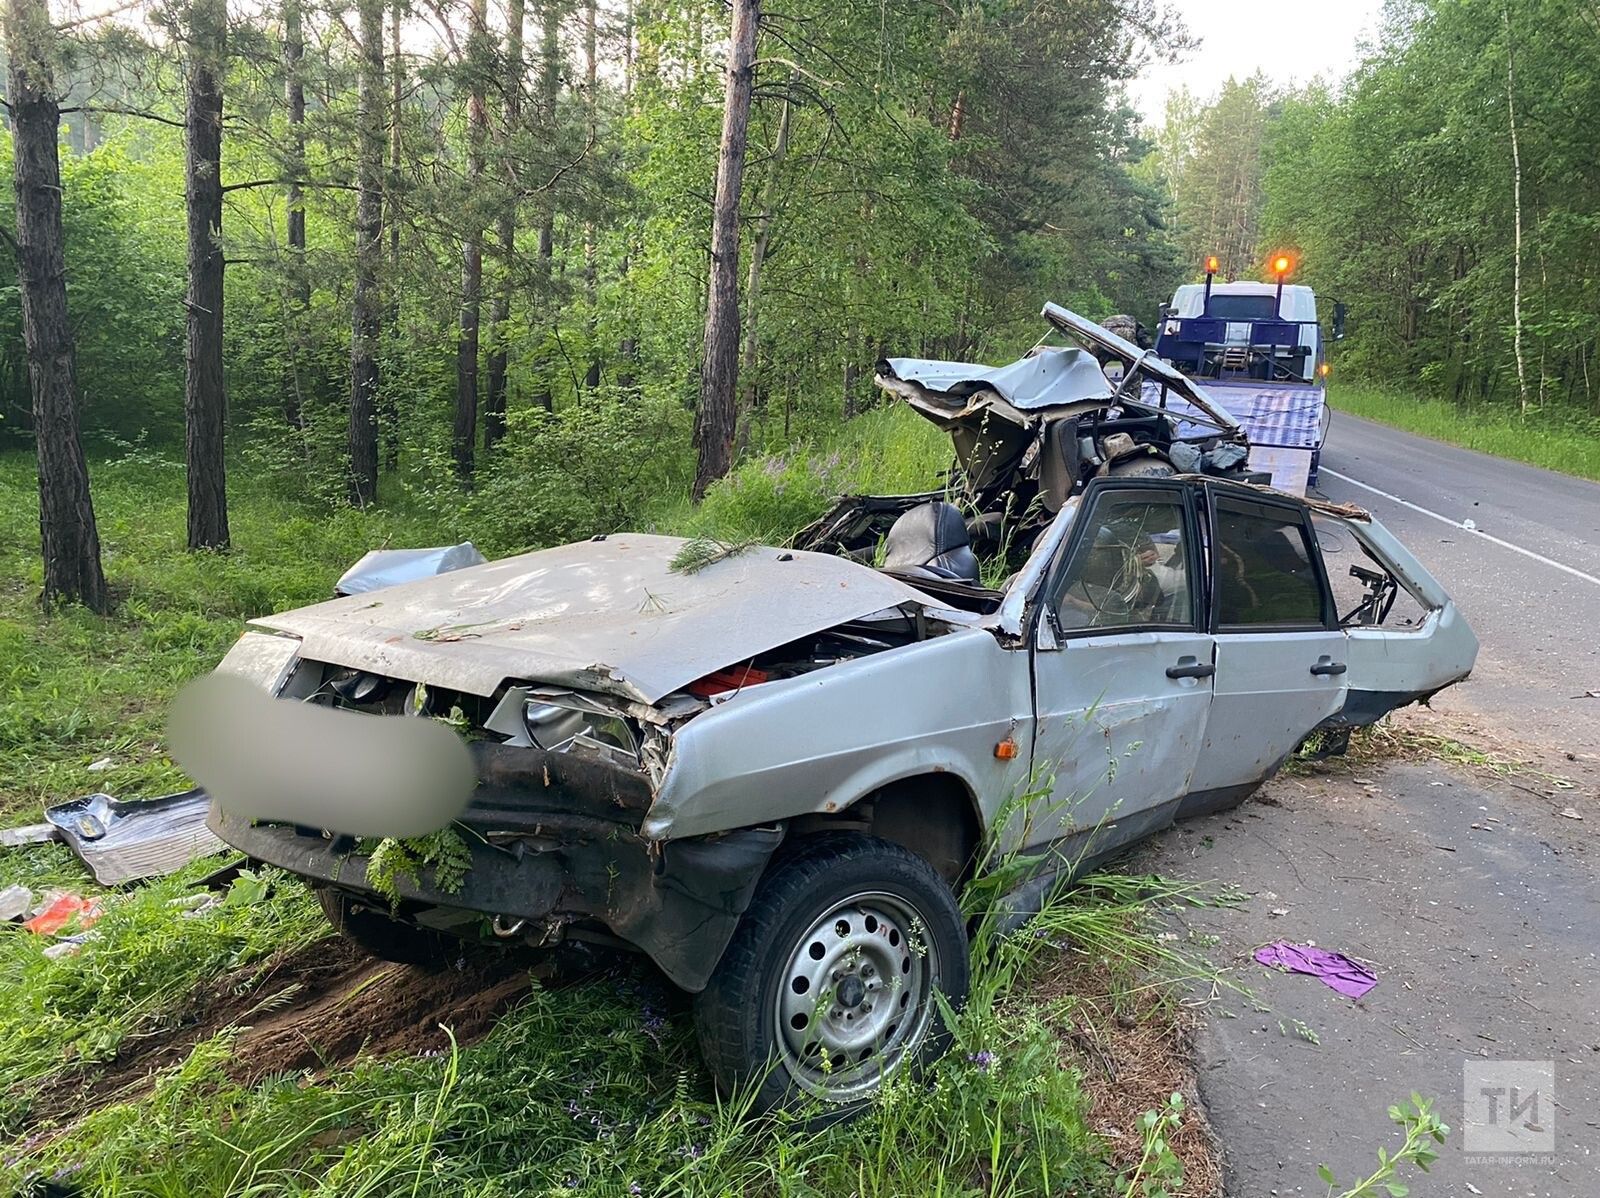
[
  {"xmin": 692, "ymin": 833, "xmax": 969, "ymax": 1117},
  {"xmin": 318, "ymin": 887, "xmax": 453, "ymax": 969}
]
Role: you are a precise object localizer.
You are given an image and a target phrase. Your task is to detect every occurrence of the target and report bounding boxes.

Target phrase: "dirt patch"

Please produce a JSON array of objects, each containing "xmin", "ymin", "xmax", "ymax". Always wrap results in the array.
[
  {"xmin": 23, "ymin": 935, "xmax": 532, "ymax": 1132},
  {"xmin": 1031, "ymin": 953, "xmax": 1222, "ymax": 1198}
]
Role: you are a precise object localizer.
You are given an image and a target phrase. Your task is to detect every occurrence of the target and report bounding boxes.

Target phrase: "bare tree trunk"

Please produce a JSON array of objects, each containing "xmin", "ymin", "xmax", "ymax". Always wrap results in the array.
[
  {"xmin": 615, "ymin": 0, "xmax": 638, "ymax": 391},
  {"xmin": 531, "ymin": 0, "xmax": 560, "ymax": 413},
  {"xmin": 383, "ymin": 0, "xmax": 403, "ymax": 470},
  {"xmin": 581, "ymin": 0, "xmax": 600, "ymax": 389},
  {"xmin": 735, "ymin": 84, "xmax": 790, "ymax": 451},
  {"xmin": 691, "ymin": 0, "xmax": 759, "ymax": 501},
  {"xmin": 453, "ymin": 0, "xmax": 489, "ymax": 478},
  {"xmin": 484, "ymin": 0, "xmax": 525, "ymax": 453},
  {"xmin": 349, "ymin": 0, "xmax": 385, "ymax": 505},
  {"xmin": 184, "ymin": 0, "xmax": 229, "ymax": 550},
  {"xmin": 1505, "ymin": 2, "xmax": 1528, "ymax": 416},
  {"xmin": 282, "ymin": 0, "xmax": 308, "ymax": 430},
  {"xmin": 6, "ymin": 0, "xmax": 109, "ymax": 612}
]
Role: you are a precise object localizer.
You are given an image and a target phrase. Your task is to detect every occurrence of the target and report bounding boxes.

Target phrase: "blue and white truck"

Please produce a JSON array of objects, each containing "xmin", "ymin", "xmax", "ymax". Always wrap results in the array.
[{"xmin": 1142, "ymin": 257, "xmax": 1345, "ymax": 495}]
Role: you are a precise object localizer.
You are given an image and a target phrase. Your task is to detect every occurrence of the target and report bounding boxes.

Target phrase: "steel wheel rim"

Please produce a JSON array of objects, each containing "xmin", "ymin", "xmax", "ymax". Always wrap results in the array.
[{"xmin": 774, "ymin": 889, "xmax": 939, "ymax": 1103}]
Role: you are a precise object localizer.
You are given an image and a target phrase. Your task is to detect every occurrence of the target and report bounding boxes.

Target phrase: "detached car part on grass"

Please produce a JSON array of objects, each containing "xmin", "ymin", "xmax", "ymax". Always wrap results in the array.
[{"xmin": 201, "ymin": 304, "xmax": 1476, "ymax": 1116}]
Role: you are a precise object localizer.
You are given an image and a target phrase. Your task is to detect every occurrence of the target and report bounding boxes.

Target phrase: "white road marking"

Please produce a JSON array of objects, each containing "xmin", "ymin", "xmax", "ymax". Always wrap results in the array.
[{"xmin": 1320, "ymin": 466, "xmax": 1600, "ymax": 589}]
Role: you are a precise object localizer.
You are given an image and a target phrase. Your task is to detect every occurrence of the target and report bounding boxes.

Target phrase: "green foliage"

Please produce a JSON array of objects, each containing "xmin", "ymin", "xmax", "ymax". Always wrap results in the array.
[
  {"xmin": 1316, "ymin": 1094, "xmax": 1448, "ymax": 1198},
  {"xmin": 666, "ymin": 535, "xmax": 759, "ymax": 575},
  {"xmin": 362, "ymin": 826, "xmax": 475, "ymax": 907},
  {"xmin": 1119, "ymin": 1093, "xmax": 1187, "ymax": 1198},
  {"xmin": 462, "ymin": 393, "xmax": 693, "ymax": 555},
  {"xmin": 1257, "ymin": 0, "xmax": 1600, "ymax": 415}
]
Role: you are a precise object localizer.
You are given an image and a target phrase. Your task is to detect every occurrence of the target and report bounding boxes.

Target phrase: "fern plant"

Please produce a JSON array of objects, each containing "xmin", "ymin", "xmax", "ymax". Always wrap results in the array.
[{"xmin": 362, "ymin": 825, "xmax": 475, "ymax": 907}]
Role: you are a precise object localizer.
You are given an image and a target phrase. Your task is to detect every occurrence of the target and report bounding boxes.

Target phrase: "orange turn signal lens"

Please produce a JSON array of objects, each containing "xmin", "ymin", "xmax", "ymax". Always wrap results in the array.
[
  {"xmin": 1318, "ymin": 362, "xmax": 1331, "ymax": 378},
  {"xmin": 994, "ymin": 737, "xmax": 1019, "ymax": 760}
]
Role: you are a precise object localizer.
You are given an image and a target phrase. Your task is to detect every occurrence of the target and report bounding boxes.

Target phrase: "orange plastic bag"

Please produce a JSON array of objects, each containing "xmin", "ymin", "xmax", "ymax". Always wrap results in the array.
[{"xmin": 21, "ymin": 893, "xmax": 102, "ymax": 936}]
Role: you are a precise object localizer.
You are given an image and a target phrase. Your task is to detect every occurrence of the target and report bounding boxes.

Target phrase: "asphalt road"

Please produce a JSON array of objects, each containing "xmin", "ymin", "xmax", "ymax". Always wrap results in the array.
[{"xmin": 1154, "ymin": 413, "xmax": 1600, "ymax": 1197}]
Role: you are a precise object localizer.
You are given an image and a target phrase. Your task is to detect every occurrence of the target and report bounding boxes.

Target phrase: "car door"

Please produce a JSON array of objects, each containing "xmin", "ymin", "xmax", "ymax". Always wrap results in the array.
[
  {"xmin": 1182, "ymin": 486, "xmax": 1348, "ymax": 814},
  {"xmin": 1024, "ymin": 479, "xmax": 1215, "ymax": 863}
]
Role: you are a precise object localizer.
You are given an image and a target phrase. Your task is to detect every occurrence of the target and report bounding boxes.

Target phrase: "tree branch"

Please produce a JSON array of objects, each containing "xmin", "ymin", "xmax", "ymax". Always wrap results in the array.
[
  {"xmin": 221, "ymin": 178, "xmax": 358, "ymax": 194},
  {"xmin": 65, "ymin": 104, "xmax": 186, "ymax": 129}
]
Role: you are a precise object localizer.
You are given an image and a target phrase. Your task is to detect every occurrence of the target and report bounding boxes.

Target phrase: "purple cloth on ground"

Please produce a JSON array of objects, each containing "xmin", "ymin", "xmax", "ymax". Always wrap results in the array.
[{"xmin": 1253, "ymin": 941, "xmax": 1378, "ymax": 1000}]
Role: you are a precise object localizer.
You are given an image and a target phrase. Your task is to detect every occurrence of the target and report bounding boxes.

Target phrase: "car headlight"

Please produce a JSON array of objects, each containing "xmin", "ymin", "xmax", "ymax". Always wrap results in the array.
[{"xmin": 523, "ymin": 699, "xmax": 639, "ymax": 761}]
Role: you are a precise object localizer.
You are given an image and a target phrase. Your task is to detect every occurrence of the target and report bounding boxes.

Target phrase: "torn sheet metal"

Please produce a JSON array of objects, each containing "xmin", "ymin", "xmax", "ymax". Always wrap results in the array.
[
  {"xmin": 0, "ymin": 823, "xmax": 59, "ymax": 848},
  {"xmin": 1040, "ymin": 302, "xmax": 1243, "ymax": 437},
  {"xmin": 334, "ymin": 542, "xmax": 488, "ymax": 596},
  {"xmin": 879, "ymin": 345, "xmax": 1113, "ymax": 414},
  {"xmin": 0, "ymin": 884, "xmax": 32, "ymax": 921},
  {"xmin": 43, "ymin": 789, "xmax": 227, "ymax": 886},
  {"xmin": 253, "ymin": 534, "xmax": 940, "ymax": 704}
]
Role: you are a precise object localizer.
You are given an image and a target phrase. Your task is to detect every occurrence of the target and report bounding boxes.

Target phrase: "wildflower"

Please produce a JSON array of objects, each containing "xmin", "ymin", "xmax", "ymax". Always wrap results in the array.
[{"xmin": 967, "ymin": 1050, "xmax": 996, "ymax": 1072}]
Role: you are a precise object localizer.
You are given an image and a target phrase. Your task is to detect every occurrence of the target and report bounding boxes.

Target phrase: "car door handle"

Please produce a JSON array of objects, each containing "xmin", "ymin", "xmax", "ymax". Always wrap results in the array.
[
  {"xmin": 1166, "ymin": 657, "xmax": 1215, "ymax": 680},
  {"xmin": 1310, "ymin": 657, "xmax": 1348, "ymax": 676}
]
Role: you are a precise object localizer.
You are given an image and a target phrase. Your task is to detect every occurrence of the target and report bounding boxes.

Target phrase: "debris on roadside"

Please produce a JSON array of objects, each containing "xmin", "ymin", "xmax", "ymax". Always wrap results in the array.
[
  {"xmin": 334, "ymin": 542, "xmax": 486, "ymax": 596},
  {"xmin": 0, "ymin": 822, "xmax": 59, "ymax": 849},
  {"xmin": 1253, "ymin": 941, "xmax": 1378, "ymax": 1001},
  {"xmin": 22, "ymin": 893, "xmax": 103, "ymax": 937},
  {"xmin": 1, "ymin": 884, "xmax": 34, "ymax": 921},
  {"xmin": 43, "ymin": 789, "xmax": 226, "ymax": 886},
  {"xmin": 1557, "ymin": 807, "xmax": 1583, "ymax": 821}
]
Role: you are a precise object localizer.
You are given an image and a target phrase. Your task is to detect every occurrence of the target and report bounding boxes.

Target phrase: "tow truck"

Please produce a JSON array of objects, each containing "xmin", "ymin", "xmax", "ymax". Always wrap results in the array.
[{"xmin": 1142, "ymin": 254, "xmax": 1345, "ymax": 495}]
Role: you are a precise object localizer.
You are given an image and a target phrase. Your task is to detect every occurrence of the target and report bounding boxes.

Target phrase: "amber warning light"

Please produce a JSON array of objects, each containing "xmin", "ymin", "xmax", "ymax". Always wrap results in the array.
[
  {"xmin": 1273, "ymin": 254, "xmax": 1292, "ymax": 276},
  {"xmin": 1204, "ymin": 255, "xmax": 1220, "ymax": 274}
]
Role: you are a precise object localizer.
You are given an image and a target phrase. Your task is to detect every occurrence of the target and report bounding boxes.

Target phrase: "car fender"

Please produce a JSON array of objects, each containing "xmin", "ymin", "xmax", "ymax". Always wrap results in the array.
[{"xmin": 640, "ymin": 627, "xmax": 1034, "ymax": 841}]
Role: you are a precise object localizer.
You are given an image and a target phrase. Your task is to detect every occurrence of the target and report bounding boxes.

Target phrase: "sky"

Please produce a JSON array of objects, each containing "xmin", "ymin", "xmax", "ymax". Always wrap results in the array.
[{"xmin": 1128, "ymin": 0, "xmax": 1388, "ymax": 122}]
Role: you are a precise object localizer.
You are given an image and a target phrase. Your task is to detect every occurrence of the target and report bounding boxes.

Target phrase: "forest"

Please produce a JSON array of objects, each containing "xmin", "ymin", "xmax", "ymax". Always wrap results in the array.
[{"xmin": 5, "ymin": 0, "xmax": 1597, "ymax": 616}]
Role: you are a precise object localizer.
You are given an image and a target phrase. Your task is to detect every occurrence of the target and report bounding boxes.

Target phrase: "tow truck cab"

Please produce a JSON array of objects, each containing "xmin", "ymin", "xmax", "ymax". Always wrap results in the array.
[{"xmin": 1146, "ymin": 261, "xmax": 1347, "ymax": 495}]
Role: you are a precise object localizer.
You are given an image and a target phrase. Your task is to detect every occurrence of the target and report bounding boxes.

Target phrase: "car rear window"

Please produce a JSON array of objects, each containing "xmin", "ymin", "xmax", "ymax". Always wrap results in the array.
[{"xmin": 1213, "ymin": 499, "xmax": 1327, "ymax": 628}]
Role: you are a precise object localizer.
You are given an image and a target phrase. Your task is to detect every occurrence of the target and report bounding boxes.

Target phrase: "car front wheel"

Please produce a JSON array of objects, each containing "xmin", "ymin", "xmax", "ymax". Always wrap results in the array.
[
  {"xmin": 317, "ymin": 887, "xmax": 452, "ymax": 969},
  {"xmin": 692, "ymin": 833, "xmax": 969, "ymax": 1115}
]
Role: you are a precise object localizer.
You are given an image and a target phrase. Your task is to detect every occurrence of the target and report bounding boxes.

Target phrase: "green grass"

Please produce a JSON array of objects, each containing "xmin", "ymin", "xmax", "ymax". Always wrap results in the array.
[
  {"xmin": 1329, "ymin": 383, "xmax": 1600, "ymax": 481},
  {"xmin": 0, "ymin": 867, "xmax": 1205, "ymax": 1197}
]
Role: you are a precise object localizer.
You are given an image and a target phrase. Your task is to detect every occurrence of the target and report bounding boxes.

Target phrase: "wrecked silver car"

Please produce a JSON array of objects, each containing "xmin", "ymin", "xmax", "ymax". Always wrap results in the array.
[{"xmin": 196, "ymin": 307, "xmax": 1476, "ymax": 1114}]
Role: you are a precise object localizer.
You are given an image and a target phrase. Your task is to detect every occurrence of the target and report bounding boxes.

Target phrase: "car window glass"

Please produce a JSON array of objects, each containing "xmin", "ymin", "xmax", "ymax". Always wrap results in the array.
[
  {"xmin": 1213, "ymin": 500, "xmax": 1325, "ymax": 628},
  {"xmin": 1053, "ymin": 494, "xmax": 1192, "ymax": 631}
]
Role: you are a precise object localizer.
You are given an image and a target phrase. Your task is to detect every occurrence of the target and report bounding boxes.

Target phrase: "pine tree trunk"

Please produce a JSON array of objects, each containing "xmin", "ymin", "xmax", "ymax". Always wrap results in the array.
[
  {"xmin": 735, "ymin": 85, "xmax": 791, "ymax": 451},
  {"xmin": 484, "ymin": 0, "xmax": 525, "ymax": 453},
  {"xmin": 454, "ymin": 0, "xmax": 489, "ymax": 477},
  {"xmin": 7, "ymin": 0, "xmax": 109, "ymax": 612},
  {"xmin": 282, "ymin": 0, "xmax": 308, "ymax": 430},
  {"xmin": 184, "ymin": 0, "xmax": 229, "ymax": 550},
  {"xmin": 581, "ymin": 0, "xmax": 600, "ymax": 389},
  {"xmin": 691, "ymin": 0, "xmax": 759, "ymax": 501},
  {"xmin": 383, "ymin": 0, "xmax": 403, "ymax": 470},
  {"xmin": 349, "ymin": 0, "xmax": 385, "ymax": 505},
  {"xmin": 531, "ymin": 0, "xmax": 559, "ymax": 413}
]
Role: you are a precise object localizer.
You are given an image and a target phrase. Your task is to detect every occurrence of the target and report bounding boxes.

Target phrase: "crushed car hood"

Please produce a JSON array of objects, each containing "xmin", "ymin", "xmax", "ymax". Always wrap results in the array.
[{"xmin": 251, "ymin": 534, "xmax": 936, "ymax": 704}]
